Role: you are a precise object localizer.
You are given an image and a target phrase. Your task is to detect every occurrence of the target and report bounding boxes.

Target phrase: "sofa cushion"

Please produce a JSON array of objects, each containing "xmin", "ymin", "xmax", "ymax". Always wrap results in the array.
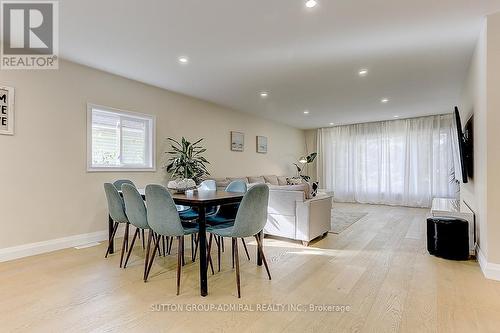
[
  {"xmin": 286, "ymin": 177, "xmax": 303, "ymax": 185},
  {"xmin": 277, "ymin": 176, "xmax": 289, "ymax": 186},
  {"xmin": 248, "ymin": 176, "xmax": 265, "ymax": 184},
  {"xmin": 212, "ymin": 177, "xmax": 231, "ymax": 188},
  {"xmin": 228, "ymin": 177, "xmax": 249, "ymax": 184},
  {"xmin": 268, "ymin": 184, "xmax": 311, "ymax": 199},
  {"xmin": 263, "ymin": 175, "xmax": 279, "ymax": 185}
]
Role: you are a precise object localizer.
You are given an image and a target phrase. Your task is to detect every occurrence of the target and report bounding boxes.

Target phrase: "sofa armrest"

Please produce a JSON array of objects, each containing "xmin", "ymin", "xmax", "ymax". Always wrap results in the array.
[
  {"xmin": 268, "ymin": 189, "xmax": 305, "ymax": 216},
  {"xmin": 296, "ymin": 195, "xmax": 333, "ymax": 242}
]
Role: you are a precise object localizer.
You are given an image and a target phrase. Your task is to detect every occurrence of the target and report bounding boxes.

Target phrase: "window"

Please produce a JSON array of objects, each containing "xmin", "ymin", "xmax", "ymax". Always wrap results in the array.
[{"xmin": 87, "ymin": 104, "xmax": 155, "ymax": 171}]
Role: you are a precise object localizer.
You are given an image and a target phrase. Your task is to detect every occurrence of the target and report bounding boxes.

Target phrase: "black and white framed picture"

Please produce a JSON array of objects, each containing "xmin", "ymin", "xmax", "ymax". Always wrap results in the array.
[
  {"xmin": 256, "ymin": 135, "xmax": 268, "ymax": 153},
  {"xmin": 231, "ymin": 131, "xmax": 244, "ymax": 151},
  {"xmin": 0, "ymin": 86, "xmax": 14, "ymax": 135}
]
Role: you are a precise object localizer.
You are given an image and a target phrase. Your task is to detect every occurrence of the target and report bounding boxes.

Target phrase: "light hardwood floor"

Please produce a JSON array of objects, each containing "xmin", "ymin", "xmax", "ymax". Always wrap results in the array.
[{"xmin": 2, "ymin": 203, "xmax": 500, "ymax": 333}]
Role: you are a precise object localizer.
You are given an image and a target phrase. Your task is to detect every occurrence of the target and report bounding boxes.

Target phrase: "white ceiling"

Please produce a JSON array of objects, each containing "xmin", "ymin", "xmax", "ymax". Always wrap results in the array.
[{"xmin": 60, "ymin": 0, "xmax": 500, "ymax": 129}]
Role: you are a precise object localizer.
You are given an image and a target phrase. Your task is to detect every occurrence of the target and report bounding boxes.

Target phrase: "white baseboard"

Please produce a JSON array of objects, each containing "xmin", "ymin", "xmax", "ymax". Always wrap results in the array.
[
  {"xmin": 476, "ymin": 245, "xmax": 500, "ymax": 281},
  {"xmin": 0, "ymin": 226, "xmax": 125, "ymax": 263}
]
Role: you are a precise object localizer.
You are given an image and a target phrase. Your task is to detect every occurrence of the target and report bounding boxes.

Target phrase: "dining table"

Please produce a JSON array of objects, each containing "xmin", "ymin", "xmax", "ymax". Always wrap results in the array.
[{"xmin": 110, "ymin": 188, "xmax": 263, "ymax": 297}]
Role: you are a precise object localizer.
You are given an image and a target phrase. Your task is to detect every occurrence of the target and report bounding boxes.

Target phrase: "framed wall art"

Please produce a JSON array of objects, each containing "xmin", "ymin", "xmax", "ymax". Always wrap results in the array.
[
  {"xmin": 0, "ymin": 86, "xmax": 14, "ymax": 135},
  {"xmin": 256, "ymin": 136, "xmax": 267, "ymax": 153},
  {"xmin": 231, "ymin": 131, "xmax": 244, "ymax": 151}
]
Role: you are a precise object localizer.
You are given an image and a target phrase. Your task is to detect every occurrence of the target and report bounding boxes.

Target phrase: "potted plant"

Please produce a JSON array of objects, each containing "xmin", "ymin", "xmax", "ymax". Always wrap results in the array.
[{"xmin": 164, "ymin": 137, "xmax": 210, "ymax": 191}]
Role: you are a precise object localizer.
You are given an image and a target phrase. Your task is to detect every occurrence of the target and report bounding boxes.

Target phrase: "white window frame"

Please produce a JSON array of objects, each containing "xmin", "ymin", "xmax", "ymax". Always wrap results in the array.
[{"xmin": 86, "ymin": 103, "xmax": 156, "ymax": 172}]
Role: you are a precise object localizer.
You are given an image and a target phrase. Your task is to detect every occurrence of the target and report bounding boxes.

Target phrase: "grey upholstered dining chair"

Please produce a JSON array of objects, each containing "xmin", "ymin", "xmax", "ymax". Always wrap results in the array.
[
  {"xmin": 226, "ymin": 180, "xmax": 247, "ymax": 193},
  {"xmin": 113, "ymin": 179, "xmax": 150, "ymax": 249},
  {"xmin": 113, "ymin": 179, "xmax": 135, "ymax": 189},
  {"xmin": 199, "ymin": 179, "xmax": 216, "ymax": 191},
  {"xmin": 207, "ymin": 184, "xmax": 271, "ymax": 298},
  {"xmin": 144, "ymin": 184, "xmax": 201, "ymax": 295},
  {"xmin": 179, "ymin": 179, "xmax": 218, "ymax": 222},
  {"xmin": 103, "ymin": 183, "xmax": 130, "ymax": 267},
  {"xmin": 122, "ymin": 184, "xmax": 153, "ymax": 279},
  {"xmin": 206, "ymin": 180, "xmax": 250, "ymax": 272}
]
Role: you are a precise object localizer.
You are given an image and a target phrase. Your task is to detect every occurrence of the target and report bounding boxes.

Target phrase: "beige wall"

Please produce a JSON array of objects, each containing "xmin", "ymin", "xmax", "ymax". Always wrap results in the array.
[
  {"xmin": 485, "ymin": 12, "xmax": 500, "ymax": 263},
  {"xmin": 304, "ymin": 129, "xmax": 318, "ymax": 182},
  {"xmin": 0, "ymin": 60, "xmax": 305, "ymax": 249},
  {"xmin": 461, "ymin": 11, "xmax": 500, "ymax": 265},
  {"xmin": 460, "ymin": 19, "xmax": 488, "ymax": 257}
]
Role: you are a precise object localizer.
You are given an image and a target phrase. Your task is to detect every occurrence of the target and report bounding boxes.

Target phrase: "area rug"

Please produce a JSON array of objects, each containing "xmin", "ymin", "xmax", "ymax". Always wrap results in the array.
[{"xmin": 330, "ymin": 210, "xmax": 368, "ymax": 234}]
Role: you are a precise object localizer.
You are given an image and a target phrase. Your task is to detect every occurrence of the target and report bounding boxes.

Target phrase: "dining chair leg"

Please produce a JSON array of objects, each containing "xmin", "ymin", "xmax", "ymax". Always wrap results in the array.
[
  {"xmin": 193, "ymin": 234, "xmax": 199, "ymax": 259},
  {"xmin": 217, "ymin": 236, "xmax": 221, "ymax": 272},
  {"xmin": 206, "ymin": 234, "xmax": 215, "ymax": 275},
  {"xmin": 156, "ymin": 234, "xmax": 162, "ymax": 257},
  {"xmin": 255, "ymin": 235, "xmax": 272, "ymax": 280},
  {"xmin": 119, "ymin": 223, "xmax": 130, "ymax": 268},
  {"xmin": 232, "ymin": 238, "xmax": 235, "ymax": 269},
  {"xmin": 123, "ymin": 228, "xmax": 139, "ymax": 268},
  {"xmin": 177, "ymin": 236, "xmax": 182, "ymax": 295},
  {"xmin": 221, "ymin": 236, "xmax": 225, "ymax": 252},
  {"xmin": 162, "ymin": 236, "xmax": 166, "ymax": 257},
  {"xmin": 181, "ymin": 236, "xmax": 186, "ymax": 266},
  {"xmin": 141, "ymin": 229, "xmax": 145, "ymax": 249},
  {"xmin": 233, "ymin": 238, "xmax": 241, "ymax": 298},
  {"xmin": 144, "ymin": 230, "xmax": 153, "ymax": 281},
  {"xmin": 241, "ymin": 238, "xmax": 250, "ymax": 260},
  {"xmin": 168, "ymin": 236, "xmax": 174, "ymax": 255},
  {"xmin": 105, "ymin": 222, "xmax": 119, "ymax": 258},
  {"xmin": 191, "ymin": 234, "xmax": 195, "ymax": 262},
  {"xmin": 145, "ymin": 235, "xmax": 161, "ymax": 282},
  {"xmin": 124, "ymin": 222, "xmax": 130, "ymax": 253}
]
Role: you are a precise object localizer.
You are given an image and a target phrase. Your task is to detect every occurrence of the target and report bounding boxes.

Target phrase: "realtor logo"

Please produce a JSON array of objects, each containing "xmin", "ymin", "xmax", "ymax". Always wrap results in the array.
[{"xmin": 1, "ymin": 1, "xmax": 58, "ymax": 69}]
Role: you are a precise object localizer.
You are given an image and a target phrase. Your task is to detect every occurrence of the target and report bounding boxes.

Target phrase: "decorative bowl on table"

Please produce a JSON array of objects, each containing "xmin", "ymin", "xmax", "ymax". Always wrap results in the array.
[{"xmin": 167, "ymin": 178, "xmax": 197, "ymax": 194}]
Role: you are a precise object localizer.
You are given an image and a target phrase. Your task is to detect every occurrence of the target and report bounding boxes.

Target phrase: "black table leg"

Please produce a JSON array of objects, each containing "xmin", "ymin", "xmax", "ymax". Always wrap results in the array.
[
  {"xmin": 108, "ymin": 215, "xmax": 114, "ymax": 254},
  {"xmin": 198, "ymin": 206, "xmax": 208, "ymax": 296},
  {"xmin": 257, "ymin": 230, "xmax": 263, "ymax": 266}
]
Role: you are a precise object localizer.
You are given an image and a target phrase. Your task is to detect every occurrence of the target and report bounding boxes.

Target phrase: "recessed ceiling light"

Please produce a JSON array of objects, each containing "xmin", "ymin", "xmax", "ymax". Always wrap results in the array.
[
  {"xmin": 381, "ymin": 98, "xmax": 389, "ymax": 103},
  {"xmin": 303, "ymin": 110, "xmax": 310, "ymax": 114},
  {"xmin": 260, "ymin": 91, "xmax": 269, "ymax": 98},
  {"xmin": 305, "ymin": 0, "xmax": 317, "ymax": 8},
  {"xmin": 358, "ymin": 69, "xmax": 368, "ymax": 77},
  {"xmin": 393, "ymin": 115, "xmax": 399, "ymax": 118},
  {"xmin": 178, "ymin": 56, "xmax": 189, "ymax": 64},
  {"xmin": 329, "ymin": 122, "xmax": 334, "ymax": 126}
]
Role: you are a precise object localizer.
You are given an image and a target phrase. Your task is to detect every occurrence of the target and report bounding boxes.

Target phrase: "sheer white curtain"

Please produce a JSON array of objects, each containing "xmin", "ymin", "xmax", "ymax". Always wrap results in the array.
[{"xmin": 317, "ymin": 114, "xmax": 458, "ymax": 208}]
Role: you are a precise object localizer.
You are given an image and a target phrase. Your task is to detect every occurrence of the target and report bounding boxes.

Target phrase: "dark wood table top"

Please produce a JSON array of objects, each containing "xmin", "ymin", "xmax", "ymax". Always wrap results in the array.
[
  {"xmin": 171, "ymin": 190, "xmax": 244, "ymax": 206},
  {"xmin": 135, "ymin": 188, "xmax": 244, "ymax": 206}
]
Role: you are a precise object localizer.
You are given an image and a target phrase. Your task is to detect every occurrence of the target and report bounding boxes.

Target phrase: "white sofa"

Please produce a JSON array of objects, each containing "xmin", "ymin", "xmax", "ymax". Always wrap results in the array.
[{"xmin": 212, "ymin": 175, "xmax": 333, "ymax": 246}]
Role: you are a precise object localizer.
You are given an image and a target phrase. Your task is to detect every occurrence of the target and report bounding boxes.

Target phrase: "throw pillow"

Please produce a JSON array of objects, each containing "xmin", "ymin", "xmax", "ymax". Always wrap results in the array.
[
  {"xmin": 228, "ymin": 177, "xmax": 249, "ymax": 184},
  {"xmin": 311, "ymin": 182, "xmax": 319, "ymax": 197},
  {"xmin": 263, "ymin": 175, "xmax": 279, "ymax": 185},
  {"xmin": 287, "ymin": 177, "xmax": 303, "ymax": 185},
  {"xmin": 248, "ymin": 176, "xmax": 265, "ymax": 184},
  {"xmin": 277, "ymin": 176, "xmax": 289, "ymax": 185}
]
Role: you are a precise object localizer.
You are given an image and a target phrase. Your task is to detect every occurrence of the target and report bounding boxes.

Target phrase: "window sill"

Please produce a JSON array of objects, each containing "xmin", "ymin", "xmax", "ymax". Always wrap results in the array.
[{"xmin": 87, "ymin": 167, "xmax": 157, "ymax": 173}]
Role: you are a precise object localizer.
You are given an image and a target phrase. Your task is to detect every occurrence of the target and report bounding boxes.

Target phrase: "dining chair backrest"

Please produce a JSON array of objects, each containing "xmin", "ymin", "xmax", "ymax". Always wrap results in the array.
[
  {"xmin": 113, "ymin": 179, "xmax": 135, "ymax": 190},
  {"xmin": 145, "ymin": 184, "xmax": 185, "ymax": 236},
  {"xmin": 232, "ymin": 184, "xmax": 269, "ymax": 237},
  {"xmin": 122, "ymin": 184, "xmax": 149, "ymax": 229},
  {"xmin": 225, "ymin": 180, "xmax": 247, "ymax": 193},
  {"xmin": 104, "ymin": 183, "xmax": 128, "ymax": 224},
  {"xmin": 215, "ymin": 180, "xmax": 247, "ymax": 218},
  {"xmin": 199, "ymin": 179, "xmax": 216, "ymax": 191}
]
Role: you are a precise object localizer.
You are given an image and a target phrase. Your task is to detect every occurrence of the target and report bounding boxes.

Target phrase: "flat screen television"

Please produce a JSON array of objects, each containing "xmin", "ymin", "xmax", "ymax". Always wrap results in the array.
[
  {"xmin": 464, "ymin": 115, "xmax": 474, "ymax": 179},
  {"xmin": 454, "ymin": 106, "xmax": 468, "ymax": 183}
]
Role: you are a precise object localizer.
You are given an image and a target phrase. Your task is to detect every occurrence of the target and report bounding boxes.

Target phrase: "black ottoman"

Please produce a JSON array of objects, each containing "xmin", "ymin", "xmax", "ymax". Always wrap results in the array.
[{"xmin": 427, "ymin": 217, "xmax": 469, "ymax": 260}]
